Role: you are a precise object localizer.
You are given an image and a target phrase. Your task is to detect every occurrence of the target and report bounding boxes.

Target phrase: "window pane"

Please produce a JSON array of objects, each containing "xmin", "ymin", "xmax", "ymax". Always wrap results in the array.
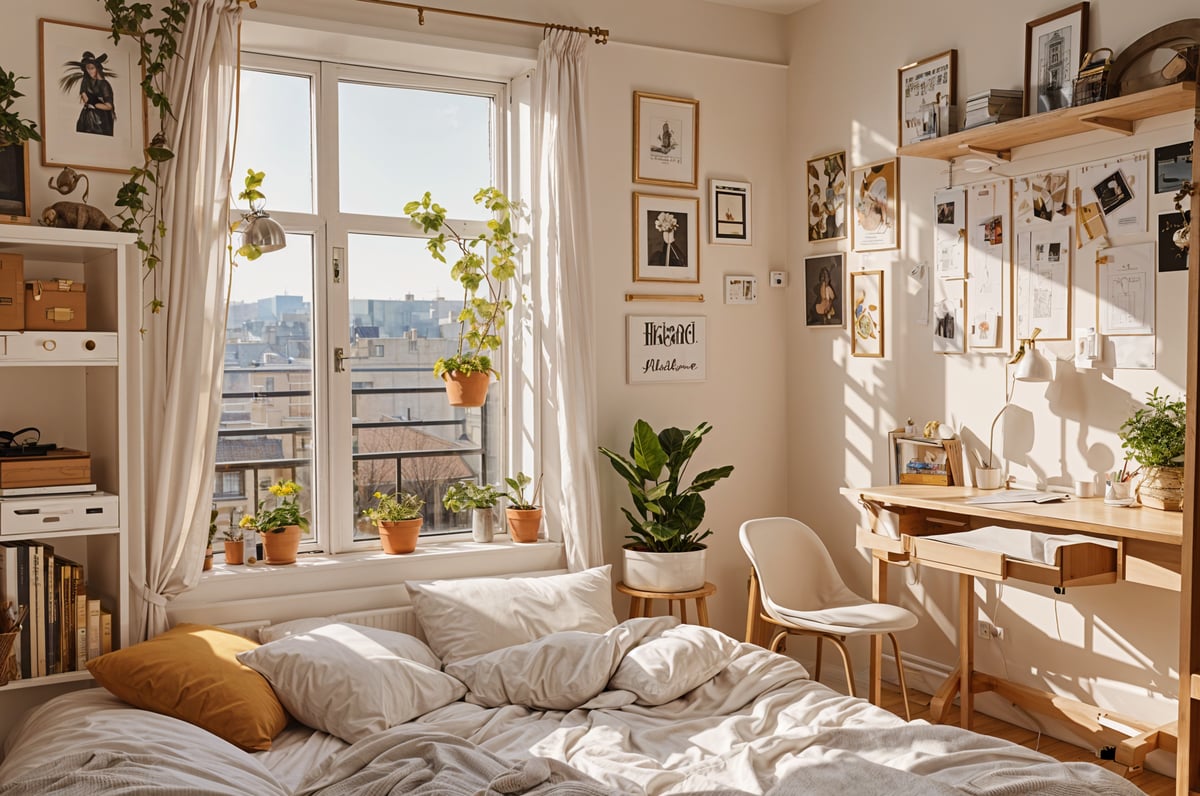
[
  {"xmin": 233, "ymin": 69, "xmax": 314, "ymax": 214},
  {"xmin": 346, "ymin": 233, "xmax": 499, "ymax": 540},
  {"xmin": 338, "ymin": 82, "xmax": 494, "ymax": 219},
  {"xmin": 217, "ymin": 233, "xmax": 317, "ymax": 546}
]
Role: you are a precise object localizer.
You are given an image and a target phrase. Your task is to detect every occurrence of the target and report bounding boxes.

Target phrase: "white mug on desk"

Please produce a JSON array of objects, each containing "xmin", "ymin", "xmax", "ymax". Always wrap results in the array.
[{"xmin": 975, "ymin": 467, "xmax": 1003, "ymax": 490}]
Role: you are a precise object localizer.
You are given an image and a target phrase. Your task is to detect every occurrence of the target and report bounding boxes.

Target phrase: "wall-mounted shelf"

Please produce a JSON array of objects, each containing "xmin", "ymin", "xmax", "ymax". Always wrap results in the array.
[{"xmin": 897, "ymin": 81, "xmax": 1195, "ymax": 162}]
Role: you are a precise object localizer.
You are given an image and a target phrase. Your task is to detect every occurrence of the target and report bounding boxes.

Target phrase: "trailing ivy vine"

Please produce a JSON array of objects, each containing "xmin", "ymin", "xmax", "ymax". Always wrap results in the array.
[{"xmin": 98, "ymin": 0, "xmax": 190, "ymax": 318}]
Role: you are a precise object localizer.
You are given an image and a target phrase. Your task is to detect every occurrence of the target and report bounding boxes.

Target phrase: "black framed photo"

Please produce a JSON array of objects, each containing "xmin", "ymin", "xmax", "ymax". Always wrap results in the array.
[
  {"xmin": 1024, "ymin": 3, "xmax": 1089, "ymax": 116},
  {"xmin": 0, "ymin": 143, "xmax": 31, "ymax": 224},
  {"xmin": 709, "ymin": 179, "xmax": 750, "ymax": 245},
  {"xmin": 804, "ymin": 253, "xmax": 844, "ymax": 327},
  {"xmin": 1155, "ymin": 141, "xmax": 1193, "ymax": 194}
]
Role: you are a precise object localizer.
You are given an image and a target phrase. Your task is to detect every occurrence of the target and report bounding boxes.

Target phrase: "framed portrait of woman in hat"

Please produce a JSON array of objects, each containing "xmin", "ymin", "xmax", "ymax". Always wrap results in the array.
[{"xmin": 39, "ymin": 18, "xmax": 145, "ymax": 173}]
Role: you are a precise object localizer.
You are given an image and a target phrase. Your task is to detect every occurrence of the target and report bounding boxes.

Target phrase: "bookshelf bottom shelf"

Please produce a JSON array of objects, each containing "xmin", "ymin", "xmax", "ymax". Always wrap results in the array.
[{"xmin": 0, "ymin": 668, "xmax": 93, "ymax": 690}]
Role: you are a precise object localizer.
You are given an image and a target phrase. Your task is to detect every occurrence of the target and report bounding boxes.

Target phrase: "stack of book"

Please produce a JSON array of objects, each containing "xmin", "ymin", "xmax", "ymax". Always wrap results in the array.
[
  {"xmin": 963, "ymin": 89, "xmax": 1023, "ymax": 130},
  {"xmin": 0, "ymin": 541, "xmax": 111, "ymax": 680}
]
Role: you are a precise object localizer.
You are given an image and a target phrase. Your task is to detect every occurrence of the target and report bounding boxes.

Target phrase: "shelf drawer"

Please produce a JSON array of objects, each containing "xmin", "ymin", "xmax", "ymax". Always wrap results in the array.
[
  {"xmin": 908, "ymin": 534, "xmax": 1119, "ymax": 588},
  {"xmin": 0, "ymin": 492, "xmax": 118, "ymax": 535},
  {"xmin": 0, "ymin": 331, "xmax": 117, "ymax": 363}
]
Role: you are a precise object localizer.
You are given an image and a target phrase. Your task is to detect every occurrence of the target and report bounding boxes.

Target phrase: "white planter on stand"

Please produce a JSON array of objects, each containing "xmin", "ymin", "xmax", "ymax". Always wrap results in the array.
[
  {"xmin": 471, "ymin": 508, "xmax": 495, "ymax": 542},
  {"xmin": 623, "ymin": 545, "xmax": 707, "ymax": 592}
]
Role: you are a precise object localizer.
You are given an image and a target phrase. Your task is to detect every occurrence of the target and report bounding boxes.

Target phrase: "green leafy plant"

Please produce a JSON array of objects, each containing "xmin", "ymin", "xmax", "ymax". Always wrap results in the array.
[
  {"xmin": 240, "ymin": 480, "xmax": 310, "ymax": 534},
  {"xmin": 0, "ymin": 69, "xmax": 41, "ymax": 146},
  {"xmin": 207, "ymin": 508, "xmax": 219, "ymax": 546},
  {"xmin": 442, "ymin": 481, "xmax": 500, "ymax": 512},
  {"xmin": 502, "ymin": 472, "xmax": 542, "ymax": 510},
  {"xmin": 362, "ymin": 490, "xmax": 423, "ymax": 522},
  {"xmin": 229, "ymin": 169, "xmax": 273, "ymax": 263},
  {"xmin": 1120, "ymin": 388, "xmax": 1186, "ymax": 468},
  {"xmin": 404, "ymin": 187, "xmax": 521, "ymax": 379},
  {"xmin": 598, "ymin": 420, "xmax": 734, "ymax": 553}
]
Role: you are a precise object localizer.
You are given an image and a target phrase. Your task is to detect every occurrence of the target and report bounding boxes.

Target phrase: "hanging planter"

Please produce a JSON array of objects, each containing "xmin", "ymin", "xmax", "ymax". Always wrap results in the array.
[{"xmin": 443, "ymin": 371, "xmax": 490, "ymax": 407}]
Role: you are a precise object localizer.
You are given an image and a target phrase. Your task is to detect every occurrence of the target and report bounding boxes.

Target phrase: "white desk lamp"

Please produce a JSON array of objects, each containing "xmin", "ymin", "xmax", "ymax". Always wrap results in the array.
[{"xmin": 977, "ymin": 328, "xmax": 1051, "ymax": 488}]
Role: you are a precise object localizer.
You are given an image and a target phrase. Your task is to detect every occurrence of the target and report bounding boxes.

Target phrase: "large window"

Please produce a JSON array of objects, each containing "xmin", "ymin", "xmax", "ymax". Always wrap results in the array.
[{"xmin": 218, "ymin": 55, "xmax": 506, "ymax": 554}]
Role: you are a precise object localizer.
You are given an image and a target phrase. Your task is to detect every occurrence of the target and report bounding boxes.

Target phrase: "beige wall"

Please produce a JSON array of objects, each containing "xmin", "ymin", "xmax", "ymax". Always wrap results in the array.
[{"xmin": 787, "ymin": 0, "xmax": 1195, "ymax": 751}]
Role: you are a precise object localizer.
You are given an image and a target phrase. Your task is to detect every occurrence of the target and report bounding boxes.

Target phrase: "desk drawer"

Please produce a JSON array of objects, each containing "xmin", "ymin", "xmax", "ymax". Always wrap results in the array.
[{"xmin": 908, "ymin": 535, "xmax": 1119, "ymax": 587}]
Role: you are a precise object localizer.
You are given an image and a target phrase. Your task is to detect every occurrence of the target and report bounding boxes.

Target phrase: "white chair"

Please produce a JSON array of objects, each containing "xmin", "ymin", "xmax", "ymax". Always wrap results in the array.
[{"xmin": 739, "ymin": 516, "xmax": 917, "ymax": 720}]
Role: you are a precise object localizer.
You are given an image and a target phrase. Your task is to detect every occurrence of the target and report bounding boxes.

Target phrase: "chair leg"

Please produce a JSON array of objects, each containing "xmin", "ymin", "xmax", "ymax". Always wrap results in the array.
[
  {"xmin": 826, "ymin": 635, "xmax": 856, "ymax": 697},
  {"xmin": 813, "ymin": 636, "xmax": 824, "ymax": 683},
  {"xmin": 769, "ymin": 630, "xmax": 788, "ymax": 653},
  {"xmin": 887, "ymin": 632, "xmax": 912, "ymax": 722},
  {"xmin": 745, "ymin": 569, "xmax": 761, "ymax": 644}
]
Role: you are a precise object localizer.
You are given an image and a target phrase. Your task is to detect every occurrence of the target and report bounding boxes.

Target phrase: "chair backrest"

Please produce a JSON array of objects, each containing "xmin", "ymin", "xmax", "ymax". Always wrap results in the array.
[{"xmin": 739, "ymin": 516, "xmax": 853, "ymax": 616}]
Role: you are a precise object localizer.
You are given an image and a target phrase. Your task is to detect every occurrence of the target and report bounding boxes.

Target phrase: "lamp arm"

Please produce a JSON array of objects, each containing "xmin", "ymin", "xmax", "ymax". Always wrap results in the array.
[{"xmin": 984, "ymin": 373, "xmax": 1018, "ymax": 469}]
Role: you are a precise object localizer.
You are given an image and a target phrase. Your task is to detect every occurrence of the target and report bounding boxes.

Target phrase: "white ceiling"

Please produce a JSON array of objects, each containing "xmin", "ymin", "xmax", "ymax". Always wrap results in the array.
[{"xmin": 703, "ymin": 0, "xmax": 822, "ymax": 14}]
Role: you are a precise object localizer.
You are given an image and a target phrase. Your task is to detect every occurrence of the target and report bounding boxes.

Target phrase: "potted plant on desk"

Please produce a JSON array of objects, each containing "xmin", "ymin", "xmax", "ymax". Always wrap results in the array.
[
  {"xmin": 363, "ymin": 490, "xmax": 424, "ymax": 554},
  {"xmin": 1119, "ymin": 388, "xmax": 1186, "ymax": 511},
  {"xmin": 242, "ymin": 480, "xmax": 309, "ymax": 564},
  {"xmin": 443, "ymin": 480, "xmax": 501, "ymax": 543}
]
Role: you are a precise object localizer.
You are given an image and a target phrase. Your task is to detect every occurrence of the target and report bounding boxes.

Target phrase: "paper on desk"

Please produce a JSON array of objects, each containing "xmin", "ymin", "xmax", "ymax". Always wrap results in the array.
[
  {"xmin": 922, "ymin": 526, "xmax": 1117, "ymax": 565},
  {"xmin": 963, "ymin": 490, "xmax": 1068, "ymax": 505}
]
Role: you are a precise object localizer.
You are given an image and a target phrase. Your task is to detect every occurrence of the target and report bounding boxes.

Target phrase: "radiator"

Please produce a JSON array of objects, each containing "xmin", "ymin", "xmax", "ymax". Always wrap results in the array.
[{"xmin": 221, "ymin": 605, "xmax": 423, "ymax": 642}]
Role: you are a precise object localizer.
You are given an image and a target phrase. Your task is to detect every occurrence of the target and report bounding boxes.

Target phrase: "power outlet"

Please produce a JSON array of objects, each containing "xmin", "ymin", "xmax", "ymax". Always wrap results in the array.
[{"xmin": 977, "ymin": 621, "xmax": 1004, "ymax": 640}]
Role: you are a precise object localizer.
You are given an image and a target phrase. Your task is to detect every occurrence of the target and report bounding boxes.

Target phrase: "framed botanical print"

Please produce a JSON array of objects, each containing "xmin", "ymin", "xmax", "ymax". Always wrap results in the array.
[
  {"xmin": 39, "ymin": 18, "xmax": 145, "ymax": 173},
  {"xmin": 633, "ymin": 92, "xmax": 698, "ymax": 189},
  {"xmin": 0, "ymin": 143, "xmax": 32, "ymax": 224},
  {"xmin": 898, "ymin": 50, "xmax": 956, "ymax": 146},
  {"xmin": 850, "ymin": 269, "xmax": 884, "ymax": 357},
  {"xmin": 806, "ymin": 151, "xmax": 846, "ymax": 242},
  {"xmin": 804, "ymin": 253, "xmax": 844, "ymax": 327},
  {"xmin": 1024, "ymin": 3, "xmax": 1090, "ymax": 116},
  {"xmin": 634, "ymin": 192, "xmax": 700, "ymax": 283},
  {"xmin": 709, "ymin": 178, "xmax": 750, "ymax": 245},
  {"xmin": 851, "ymin": 159, "xmax": 900, "ymax": 252}
]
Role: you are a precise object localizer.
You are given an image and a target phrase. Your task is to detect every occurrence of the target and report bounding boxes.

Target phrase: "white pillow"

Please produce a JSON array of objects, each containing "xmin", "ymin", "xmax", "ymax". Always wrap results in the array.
[
  {"xmin": 405, "ymin": 566, "xmax": 618, "ymax": 663},
  {"xmin": 256, "ymin": 618, "xmax": 441, "ymax": 670},
  {"xmin": 608, "ymin": 624, "xmax": 741, "ymax": 705},
  {"xmin": 236, "ymin": 623, "xmax": 465, "ymax": 743}
]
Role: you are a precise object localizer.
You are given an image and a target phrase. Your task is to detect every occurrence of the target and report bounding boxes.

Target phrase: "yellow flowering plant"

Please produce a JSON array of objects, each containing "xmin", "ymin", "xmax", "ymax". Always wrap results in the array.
[
  {"xmin": 362, "ymin": 490, "xmax": 423, "ymax": 523},
  {"xmin": 240, "ymin": 479, "xmax": 309, "ymax": 534}
]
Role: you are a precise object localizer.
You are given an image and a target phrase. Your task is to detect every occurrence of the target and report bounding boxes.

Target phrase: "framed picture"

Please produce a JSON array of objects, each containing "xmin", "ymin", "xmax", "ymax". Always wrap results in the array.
[
  {"xmin": 633, "ymin": 92, "xmax": 698, "ymax": 189},
  {"xmin": 804, "ymin": 253, "xmax": 844, "ymax": 327},
  {"xmin": 1154, "ymin": 141, "xmax": 1193, "ymax": 194},
  {"xmin": 0, "ymin": 143, "xmax": 32, "ymax": 224},
  {"xmin": 1023, "ymin": 3, "xmax": 1090, "ymax": 116},
  {"xmin": 806, "ymin": 151, "xmax": 847, "ymax": 242},
  {"xmin": 850, "ymin": 270, "xmax": 884, "ymax": 357},
  {"xmin": 723, "ymin": 275, "xmax": 757, "ymax": 304},
  {"xmin": 851, "ymin": 159, "xmax": 899, "ymax": 252},
  {"xmin": 709, "ymin": 179, "xmax": 751, "ymax": 245},
  {"xmin": 626, "ymin": 315, "xmax": 706, "ymax": 383},
  {"xmin": 39, "ymin": 18, "xmax": 145, "ymax": 173},
  {"xmin": 898, "ymin": 50, "xmax": 956, "ymax": 146},
  {"xmin": 1158, "ymin": 211, "xmax": 1190, "ymax": 272},
  {"xmin": 634, "ymin": 193, "xmax": 700, "ymax": 284}
]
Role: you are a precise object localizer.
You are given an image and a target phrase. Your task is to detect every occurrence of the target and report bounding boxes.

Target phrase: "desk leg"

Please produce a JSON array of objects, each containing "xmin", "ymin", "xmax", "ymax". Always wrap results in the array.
[
  {"xmin": 959, "ymin": 572, "xmax": 975, "ymax": 730},
  {"xmin": 870, "ymin": 554, "xmax": 887, "ymax": 707}
]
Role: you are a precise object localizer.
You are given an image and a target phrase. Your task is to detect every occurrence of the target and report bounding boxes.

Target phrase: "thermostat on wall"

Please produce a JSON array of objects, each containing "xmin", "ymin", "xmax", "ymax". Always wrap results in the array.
[{"xmin": 769, "ymin": 271, "xmax": 787, "ymax": 287}]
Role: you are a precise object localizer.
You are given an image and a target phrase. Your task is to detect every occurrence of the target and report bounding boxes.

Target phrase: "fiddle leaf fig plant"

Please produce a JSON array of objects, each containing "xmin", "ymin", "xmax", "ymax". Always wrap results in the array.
[
  {"xmin": 1119, "ymin": 388, "xmax": 1186, "ymax": 468},
  {"xmin": 0, "ymin": 69, "xmax": 41, "ymax": 146}
]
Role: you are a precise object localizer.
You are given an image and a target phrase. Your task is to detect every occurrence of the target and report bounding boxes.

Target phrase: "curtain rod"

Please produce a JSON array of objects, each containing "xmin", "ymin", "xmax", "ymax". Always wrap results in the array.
[{"xmin": 348, "ymin": 0, "xmax": 609, "ymax": 44}]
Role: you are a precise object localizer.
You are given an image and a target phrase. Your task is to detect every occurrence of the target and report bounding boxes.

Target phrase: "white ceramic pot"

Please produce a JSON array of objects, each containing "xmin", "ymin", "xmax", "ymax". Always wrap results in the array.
[
  {"xmin": 623, "ymin": 545, "xmax": 707, "ymax": 592},
  {"xmin": 975, "ymin": 467, "xmax": 1003, "ymax": 490},
  {"xmin": 471, "ymin": 507, "xmax": 495, "ymax": 543}
]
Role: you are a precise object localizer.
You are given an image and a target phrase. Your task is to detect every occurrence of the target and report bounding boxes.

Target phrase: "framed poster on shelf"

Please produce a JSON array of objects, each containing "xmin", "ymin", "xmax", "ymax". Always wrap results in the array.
[
  {"xmin": 1023, "ymin": 3, "xmax": 1090, "ymax": 116},
  {"xmin": 898, "ymin": 50, "xmax": 956, "ymax": 146}
]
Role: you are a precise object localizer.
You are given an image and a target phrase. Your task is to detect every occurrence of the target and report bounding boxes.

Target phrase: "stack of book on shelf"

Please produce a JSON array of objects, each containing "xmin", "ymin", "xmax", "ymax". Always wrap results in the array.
[
  {"xmin": 0, "ymin": 541, "xmax": 111, "ymax": 681},
  {"xmin": 963, "ymin": 89, "xmax": 1023, "ymax": 130}
]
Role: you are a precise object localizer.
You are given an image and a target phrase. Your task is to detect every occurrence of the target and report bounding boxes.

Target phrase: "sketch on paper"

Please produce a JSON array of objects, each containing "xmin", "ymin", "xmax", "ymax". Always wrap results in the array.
[
  {"xmin": 1098, "ymin": 243, "xmax": 1155, "ymax": 336},
  {"xmin": 1015, "ymin": 226, "xmax": 1071, "ymax": 341},
  {"xmin": 1013, "ymin": 169, "xmax": 1072, "ymax": 228},
  {"xmin": 934, "ymin": 186, "xmax": 966, "ymax": 279},
  {"xmin": 966, "ymin": 180, "xmax": 1010, "ymax": 350}
]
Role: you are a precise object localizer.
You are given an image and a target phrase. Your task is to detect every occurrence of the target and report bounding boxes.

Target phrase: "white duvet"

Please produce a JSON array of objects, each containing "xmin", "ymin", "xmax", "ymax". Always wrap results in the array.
[{"xmin": 0, "ymin": 619, "xmax": 1142, "ymax": 795}]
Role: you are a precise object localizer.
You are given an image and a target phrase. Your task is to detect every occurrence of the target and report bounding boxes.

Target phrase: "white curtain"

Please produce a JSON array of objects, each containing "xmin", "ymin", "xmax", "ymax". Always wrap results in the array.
[
  {"xmin": 531, "ymin": 31, "xmax": 604, "ymax": 570},
  {"xmin": 131, "ymin": 0, "xmax": 242, "ymax": 640}
]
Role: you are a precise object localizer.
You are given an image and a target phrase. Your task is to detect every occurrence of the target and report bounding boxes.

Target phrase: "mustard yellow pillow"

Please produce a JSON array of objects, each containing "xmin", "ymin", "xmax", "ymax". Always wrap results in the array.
[{"xmin": 86, "ymin": 623, "xmax": 288, "ymax": 751}]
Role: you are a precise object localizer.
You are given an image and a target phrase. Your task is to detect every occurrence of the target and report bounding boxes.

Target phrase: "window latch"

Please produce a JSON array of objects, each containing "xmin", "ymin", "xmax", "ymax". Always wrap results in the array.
[
  {"xmin": 332, "ymin": 246, "xmax": 343, "ymax": 283},
  {"xmin": 333, "ymin": 346, "xmax": 364, "ymax": 373}
]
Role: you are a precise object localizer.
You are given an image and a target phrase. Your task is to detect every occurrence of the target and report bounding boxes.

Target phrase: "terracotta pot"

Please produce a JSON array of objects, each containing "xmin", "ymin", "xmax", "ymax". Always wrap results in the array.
[
  {"xmin": 224, "ymin": 539, "xmax": 245, "ymax": 565},
  {"xmin": 378, "ymin": 518, "xmax": 423, "ymax": 554},
  {"xmin": 442, "ymin": 371, "xmax": 490, "ymax": 407},
  {"xmin": 623, "ymin": 544, "xmax": 707, "ymax": 593},
  {"xmin": 203, "ymin": 545, "xmax": 214, "ymax": 571},
  {"xmin": 1138, "ymin": 465, "xmax": 1184, "ymax": 511},
  {"xmin": 505, "ymin": 507, "xmax": 542, "ymax": 543},
  {"xmin": 262, "ymin": 524, "xmax": 302, "ymax": 565}
]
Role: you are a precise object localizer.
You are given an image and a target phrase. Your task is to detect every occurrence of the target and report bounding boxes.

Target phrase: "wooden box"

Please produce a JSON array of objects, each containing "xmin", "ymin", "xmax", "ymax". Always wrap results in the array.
[
  {"xmin": 0, "ymin": 254, "xmax": 22, "ymax": 330},
  {"xmin": 0, "ymin": 449, "xmax": 92, "ymax": 489},
  {"xmin": 24, "ymin": 279, "xmax": 86, "ymax": 331}
]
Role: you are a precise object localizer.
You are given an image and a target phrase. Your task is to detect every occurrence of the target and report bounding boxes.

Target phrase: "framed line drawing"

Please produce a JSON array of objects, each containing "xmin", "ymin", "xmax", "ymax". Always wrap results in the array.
[
  {"xmin": 39, "ymin": 18, "xmax": 145, "ymax": 173},
  {"xmin": 898, "ymin": 50, "xmax": 956, "ymax": 146},
  {"xmin": 933, "ymin": 186, "xmax": 966, "ymax": 279},
  {"xmin": 0, "ymin": 143, "xmax": 32, "ymax": 224},
  {"xmin": 850, "ymin": 269, "xmax": 884, "ymax": 357},
  {"xmin": 851, "ymin": 159, "xmax": 899, "ymax": 252},
  {"xmin": 807, "ymin": 151, "xmax": 846, "ymax": 242},
  {"xmin": 634, "ymin": 192, "xmax": 700, "ymax": 284},
  {"xmin": 709, "ymin": 178, "xmax": 751, "ymax": 245},
  {"xmin": 804, "ymin": 253, "xmax": 844, "ymax": 327},
  {"xmin": 1097, "ymin": 242, "xmax": 1154, "ymax": 335},
  {"xmin": 1024, "ymin": 3, "xmax": 1090, "ymax": 116},
  {"xmin": 633, "ymin": 92, "xmax": 698, "ymax": 189},
  {"xmin": 626, "ymin": 315, "xmax": 706, "ymax": 383}
]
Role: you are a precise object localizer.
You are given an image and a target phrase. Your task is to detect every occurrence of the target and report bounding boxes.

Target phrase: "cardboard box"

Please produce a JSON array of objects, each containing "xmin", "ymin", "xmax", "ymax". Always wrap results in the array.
[
  {"xmin": 0, "ymin": 254, "xmax": 22, "ymax": 330},
  {"xmin": 0, "ymin": 449, "xmax": 92, "ymax": 489},
  {"xmin": 24, "ymin": 279, "xmax": 86, "ymax": 331}
]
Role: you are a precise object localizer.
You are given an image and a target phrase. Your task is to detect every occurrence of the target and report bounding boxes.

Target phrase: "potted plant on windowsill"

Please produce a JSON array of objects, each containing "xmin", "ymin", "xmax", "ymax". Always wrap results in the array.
[
  {"xmin": 363, "ymin": 490, "xmax": 424, "ymax": 554},
  {"xmin": 222, "ymin": 525, "xmax": 245, "ymax": 566},
  {"xmin": 1119, "ymin": 388, "xmax": 1186, "ymax": 511},
  {"xmin": 501, "ymin": 472, "xmax": 542, "ymax": 543},
  {"xmin": 404, "ymin": 187, "xmax": 520, "ymax": 407},
  {"xmin": 241, "ymin": 480, "xmax": 309, "ymax": 564},
  {"xmin": 443, "ymin": 480, "xmax": 501, "ymax": 543},
  {"xmin": 599, "ymin": 420, "xmax": 734, "ymax": 592},
  {"xmin": 203, "ymin": 508, "xmax": 218, "ymax": 571}
]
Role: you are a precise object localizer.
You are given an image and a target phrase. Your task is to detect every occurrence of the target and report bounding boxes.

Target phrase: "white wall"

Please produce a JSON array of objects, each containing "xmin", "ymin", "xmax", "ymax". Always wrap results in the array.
[{"xmin": 786, "ymin": 0, "xmax": 1194, "ymax": 755}]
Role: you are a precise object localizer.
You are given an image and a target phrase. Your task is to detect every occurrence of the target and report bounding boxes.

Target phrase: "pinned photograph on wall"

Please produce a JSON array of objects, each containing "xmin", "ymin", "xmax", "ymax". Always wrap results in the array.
[
  {"xmin": 933, "ymin": 186, "xmax": 965, "ymax": 279},
  {"xmin": 807, "ymin": 151, "xmax": 846, "ymax": 242},
  {"xmin": 897, "ymin": 49, "xmax": 956, "ymax": 146},
  {"xmin": 1075, "ymin": 152, "xmax": 1147, "ymax": 239},
  {"xmin": 1097, "ymin": 242, "xmax": 1154, "ymax": 336},
  {"xmin": 1158, "ymin": 211, "xmax": 1190, "ymax": 272},
  {"xmin": 851, "ymin": 159, "xmax": 899, "ymax": 252},
  {"xmin": 634, "ymin": 192, "xmax": 700, "ymax": 284},
  {"xmin": 966, "ymin": 179, "xmax": 1011, "ymax": 351},
  {"xmin": 850, "ymin": 269, "xmax": 884, "ymax": 357},
  {"xmin": 709, "ymin": 179, "xmax": 751, "ymax": 245},
  {"xmin": 804, "ymin": 253, "xmax": 844, "ymax": 327},
  {"xmin": 1023, "ymin": 3, "xmax": 1089, "ymax": 116},
  {"xmin": 1154, "ymin": 141, "xmax": 1193, "ymax": 194},
  {"xmin": 933, "ymin": 278, "xmax": 966, "ymax": 354},
  {"xmin": 1014, "ymin": 169, "xmax": 1072, "ymax": 228}
]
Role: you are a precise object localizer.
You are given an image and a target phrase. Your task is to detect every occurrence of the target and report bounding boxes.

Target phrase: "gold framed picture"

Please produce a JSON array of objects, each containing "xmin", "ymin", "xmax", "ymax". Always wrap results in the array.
[
  {"xmin": 634, "ymin": 192, "xmax": 700, "ymax": 283},
  {"xmin": 633, "ymin": 91, "xmax": 698, "ymax": 189},
  {"xmin": 806, "ymin": 151, "xmax": 846, "ymax": 242},
  {"xmin": 897, "ymin": 50, "xmax": 956, "ymax": 146},
  {"xmin": 850, "ymin": 269, "xmax": 884, "ymax": 358},
  {"xmin": 851, "ymin": 159, "xmax": 900, "ymax": 252}
]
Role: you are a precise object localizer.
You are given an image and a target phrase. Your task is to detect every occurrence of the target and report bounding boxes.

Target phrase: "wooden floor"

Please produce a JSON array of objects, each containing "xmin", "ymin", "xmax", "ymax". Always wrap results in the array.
[{"xmin": 878, "ymin": 685, "xmax": 1173, "ymax": 795}]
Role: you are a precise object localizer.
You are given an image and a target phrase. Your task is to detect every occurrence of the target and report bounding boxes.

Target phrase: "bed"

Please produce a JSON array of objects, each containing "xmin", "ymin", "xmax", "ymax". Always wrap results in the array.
[{"xmin": 0, "ymin": 566, "xmax": 1143, "ymax": 795}]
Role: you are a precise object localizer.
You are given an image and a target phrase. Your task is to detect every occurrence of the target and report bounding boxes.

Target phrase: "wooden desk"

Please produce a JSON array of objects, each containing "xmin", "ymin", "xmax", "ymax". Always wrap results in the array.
[{"xmin": 846, "ymin": 485, "xmax": 1183, "ymax": 773}]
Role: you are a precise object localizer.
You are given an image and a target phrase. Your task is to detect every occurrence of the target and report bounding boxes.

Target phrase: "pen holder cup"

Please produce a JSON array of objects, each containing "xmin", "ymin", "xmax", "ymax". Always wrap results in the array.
[
  {"xmin": 975, "ymin": 467, "xmax": 1004, "ymax": 490},
  {"xmin": 1104, "ymin": 480, "xmax": 1132, "ymax": 505}
]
